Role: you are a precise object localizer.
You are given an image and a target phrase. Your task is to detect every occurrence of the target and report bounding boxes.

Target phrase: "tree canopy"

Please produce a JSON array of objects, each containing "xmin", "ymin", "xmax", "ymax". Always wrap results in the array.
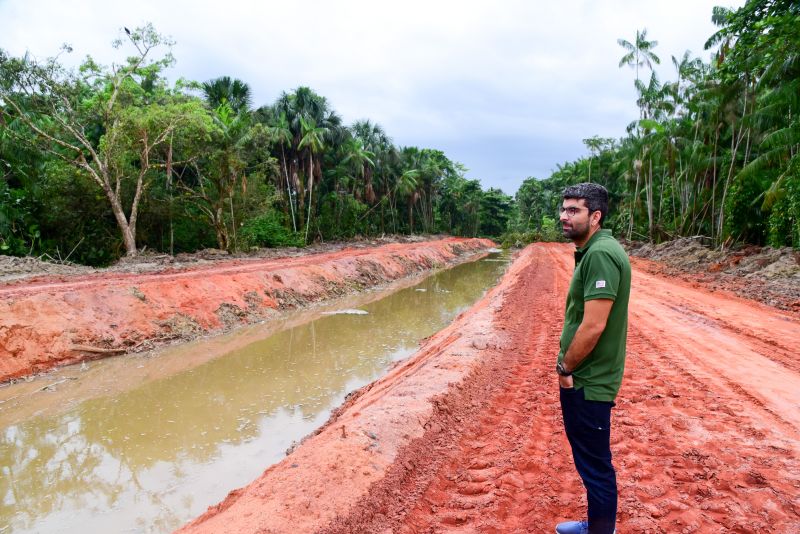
[
  {"xmin": 4, "ymin": 2, "xmax": 798, "ymax": 265},
  {"xmin": 506, "ymin": 0, "xmax": 800, "ymax": 250},
  {"xmin": 0, "ymin": 25, "xmax": 510, "ymax": 264}
]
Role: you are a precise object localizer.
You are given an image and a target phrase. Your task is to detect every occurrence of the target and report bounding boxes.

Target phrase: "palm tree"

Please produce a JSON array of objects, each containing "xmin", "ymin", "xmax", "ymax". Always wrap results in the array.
[
  {"xmin": 351, "ymin": 120, "xmax": 387, "ymax": 204},
  {"xmin": 618, "ymin": 29, "xmax": 661, "ymax": 89},
  {"xmin": 396, "ymin": 168, "xmax": 419, "ymax": 233},
  {"xmin": 618, "ymin": 28, "xmax": 661, "ymax": 137},
  {"xmin": 268, "ymin": 112, "xmax": 297, "ymax": 231},
  {"xmin": 671, "ymin": 51, "xmax": 703, "ymax": 114},
  {"xmin": 341, "ymin": 136, "xmax": 375, "ymax": 202},
  {"xmin": 582, "ymin": 136, "xmax": 613, "ymax": 183},
  {"xmin": 352, "ymin": 120, "xmax": 395, "ymax": 232},
  {"xmin": 298, "ymin": 116, "xmax": 327, "ymax": 243},
  {"xmin": 619, "ymin": 30, "xmax": 661, "ymax": 240},
  {"xmin": 194, "ymin": 102, "xmax": 252, "ymax": 250},
  {"xmin": 202, "ymin": 76, "xmax": 253, "ymax": 115},
  {"xmin": 270, "ymin": 87, "xmax": 343, "ymax": 233}
]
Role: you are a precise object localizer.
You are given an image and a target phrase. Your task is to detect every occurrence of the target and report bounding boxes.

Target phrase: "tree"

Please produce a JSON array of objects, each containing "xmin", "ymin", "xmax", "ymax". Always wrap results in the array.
[
  {"xmin": 479, "ymin": 188, "xmax": 513, "ymax": 236},
  {"xmin": 298, "ymin": 116, "xmax": 327, "ymax": 243},
  {"xmin": 618, "ymin": 28, "xmax": 661, "ymax": 90},
  {"xmin": 0, "ymin": 24, "xmax": 204, "ymax": 256},
  {"xmin": 267, "ymin": 87, "xmax": 343, "ymax": 237},
  {"xmin": 201, "ymin": 76, "xmax": 252, "ymax": 115},
  {"xmin": 179, "ymin": 101, "xmax": 254, "ymax": 251},
  {"xmin": 2, "ymin": 28, "xmax": 507, "ymax": 262},
  {"xmin": 618, "ymin": 28, "xmax": 661, "ymax": 240},
  {"xmin": 341, "ymin": 135, "xmax": 375, "ymax": 202},
  {"xmin": 582, "ymin": 136, "xmax": 614, "ymax": 183},
  {"xmin": 525, "ymin": 2, "xmax": 799, "ymax": 251},
  {"xmin": 266, "ymin": 112, "xmax": 297, "ymax": 231}
]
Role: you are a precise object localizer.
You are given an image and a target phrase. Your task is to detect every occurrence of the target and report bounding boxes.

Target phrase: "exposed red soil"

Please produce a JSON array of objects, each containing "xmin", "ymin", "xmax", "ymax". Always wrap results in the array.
[
  {"xmin": 627, "ymin": 237, "xmax": 800, "ymax": 313},
  {"xmin": 0, "ymin": 237, "xmax": 493, "ymax": 383},
  {"xmin": 177, "ymin": 242, "xmax": 800, "ymax": 534}
]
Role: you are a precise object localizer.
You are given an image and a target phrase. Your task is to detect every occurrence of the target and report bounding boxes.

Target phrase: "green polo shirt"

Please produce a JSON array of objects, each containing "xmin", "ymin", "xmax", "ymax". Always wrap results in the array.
[{"xmin": 558, "ymin": 229, "xmax": 631, "ymax": 401}]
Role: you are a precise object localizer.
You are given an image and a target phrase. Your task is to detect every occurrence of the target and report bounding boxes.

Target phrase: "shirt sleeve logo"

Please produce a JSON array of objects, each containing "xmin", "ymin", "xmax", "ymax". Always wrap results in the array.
[{"xmin": 596, "ymin": 280, "xmax": 606, "ymax": 289}]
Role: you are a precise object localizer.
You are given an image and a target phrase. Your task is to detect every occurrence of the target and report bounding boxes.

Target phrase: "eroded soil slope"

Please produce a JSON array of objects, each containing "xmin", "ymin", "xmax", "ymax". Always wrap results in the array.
[
  {"xmin": 179, "ymin": 242, "xmax": 800, "ymax": 534},
  {"xmin": 0, "ymin": 238, "xmax": 492, "ymax": 382},
  {"xmin": 630, "ymin": 237, "xmax": 800, "ymax": 312}
]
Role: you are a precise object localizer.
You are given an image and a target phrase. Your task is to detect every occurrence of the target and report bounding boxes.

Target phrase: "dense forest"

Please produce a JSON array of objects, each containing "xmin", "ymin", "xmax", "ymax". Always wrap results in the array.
[
  {"xmin": 508, "ymin": 0, "xmax": 799, "ymax": 250},
  {"xmin": 1, "ymin": 0, "xmax": 798, "ymax": 266},
  {"xmin": 0, "ymin": 26, "xmax": 513, "ymax": 265}
]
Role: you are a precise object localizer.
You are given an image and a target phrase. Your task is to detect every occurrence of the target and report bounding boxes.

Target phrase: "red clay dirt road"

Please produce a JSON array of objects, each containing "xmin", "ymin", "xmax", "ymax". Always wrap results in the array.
[{"xmin": 179, "ymin": 242, "xmax": 800, "ymax": 534}]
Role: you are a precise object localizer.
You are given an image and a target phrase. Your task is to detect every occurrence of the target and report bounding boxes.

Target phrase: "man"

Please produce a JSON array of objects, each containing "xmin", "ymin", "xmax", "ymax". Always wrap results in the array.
[{"xmin": 554, "ymin": 183, "xmax": 631, "ymax": 534}]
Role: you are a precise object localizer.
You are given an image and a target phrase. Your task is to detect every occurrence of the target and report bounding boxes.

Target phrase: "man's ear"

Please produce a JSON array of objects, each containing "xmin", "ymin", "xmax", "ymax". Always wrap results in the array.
[{"xmin": 591, "ymin": 211, "xmax": 602, "ymax": 227}]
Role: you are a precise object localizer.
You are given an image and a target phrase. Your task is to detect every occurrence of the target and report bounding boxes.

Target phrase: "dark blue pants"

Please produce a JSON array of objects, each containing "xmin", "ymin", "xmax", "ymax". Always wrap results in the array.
[{"xmin": 560, "ymin": 386, "xmax": 616, "ymax": 534}]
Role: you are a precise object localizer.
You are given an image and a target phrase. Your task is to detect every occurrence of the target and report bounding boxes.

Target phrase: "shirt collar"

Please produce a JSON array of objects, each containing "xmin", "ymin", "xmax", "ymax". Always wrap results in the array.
[{"xmin": 574, "ymin": 229, "xmax": 612, "ymax": 264}]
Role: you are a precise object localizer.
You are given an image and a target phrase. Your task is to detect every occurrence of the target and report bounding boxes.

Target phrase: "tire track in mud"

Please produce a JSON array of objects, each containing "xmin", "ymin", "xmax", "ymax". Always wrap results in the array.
[
  {"xmin": 617, "ymin": 321, "xmax": 800, "ymax": 532},
  {"xmin": 372, "ymin": 245, "xmax": 574, "ymax": 533},
  {"xmin": 631, "ymin": 269, "xmax": 800, "ymax": 375},
  {"xmin": 629, "ymin": 276, "xmax": 800, "ymax": 433},
  {"xmin": 629, "ymin": 305, "xmax": 798, "ymax": 434}
]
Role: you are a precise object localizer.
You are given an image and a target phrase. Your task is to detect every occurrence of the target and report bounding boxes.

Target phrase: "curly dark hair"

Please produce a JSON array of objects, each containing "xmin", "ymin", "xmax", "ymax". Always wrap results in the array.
[{"xmin": 562, "ymin": 183, "xmax": 609, "ymax": 226}]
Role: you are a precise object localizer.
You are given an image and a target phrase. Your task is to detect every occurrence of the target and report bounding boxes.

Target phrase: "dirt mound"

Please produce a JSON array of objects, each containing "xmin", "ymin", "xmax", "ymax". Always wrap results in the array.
[
  {"xmin": 0, "ymin": 255, "xmax": 92, "ymax": 281},
  {"xmin": 0, "ymin": 235, "xmax": 450, "ymax": 283},
  {"xmin": 0, "ymin": 237, "xmax": 492, "ymax": 382},
  {"xmin": 629, "ymin": 237, "xmax": 800, "ymax": 313}
]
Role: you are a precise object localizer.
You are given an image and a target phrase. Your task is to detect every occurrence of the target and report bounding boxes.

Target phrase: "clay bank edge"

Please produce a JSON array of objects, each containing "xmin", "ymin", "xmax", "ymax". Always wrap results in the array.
[
  {"xmin": 174, "ymin": 244, "xmax": 530, "ymax": 534},
  {"xmin": 0, "ymin": 237, "xmax": 494, "ymax": 382}
]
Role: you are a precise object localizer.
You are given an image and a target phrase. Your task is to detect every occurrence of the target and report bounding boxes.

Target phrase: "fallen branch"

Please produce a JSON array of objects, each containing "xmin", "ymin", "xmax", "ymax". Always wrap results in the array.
[
  {"xmin": 36, "ymin": 377, "xmax": 77, "ymax": 392},
  {"xmin": 63, "ymin": 237, "xmax": 85, "ymax": 263},
  {"xmin": 70, "ymin": 344, "xmax": 126, "ymax": 354}
]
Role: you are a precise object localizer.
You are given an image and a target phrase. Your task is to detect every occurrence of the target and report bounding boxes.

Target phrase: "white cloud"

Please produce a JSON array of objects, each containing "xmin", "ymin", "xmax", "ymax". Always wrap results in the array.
[{"xmin": 0, "ymin": 0, "xmax": 743, "ymax": 194}]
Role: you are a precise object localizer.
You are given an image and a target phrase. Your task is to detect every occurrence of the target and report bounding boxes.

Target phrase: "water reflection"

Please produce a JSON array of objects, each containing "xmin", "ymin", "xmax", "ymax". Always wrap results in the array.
[{"xmin": 0, "ymin": 253, "xmax": 509, "ymax": 533}]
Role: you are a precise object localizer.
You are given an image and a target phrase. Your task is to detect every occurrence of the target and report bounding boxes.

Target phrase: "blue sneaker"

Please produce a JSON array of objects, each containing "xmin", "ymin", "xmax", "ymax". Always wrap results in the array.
[
  {"xmin": 555, "ymin": 521, "xmax": 588, "ymax": 534},
  {"xmin": 555, "ymin": 521, "xmax": 615, "ymax": 534}
]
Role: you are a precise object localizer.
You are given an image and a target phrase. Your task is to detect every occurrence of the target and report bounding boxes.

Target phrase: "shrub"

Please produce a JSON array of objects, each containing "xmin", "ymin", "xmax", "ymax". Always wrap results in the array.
[
  {"xmin": 317, "ymin": 193, "xmax": 368, "ymax": 240},
  {"xmin": 240, "ymin": 211, "xmax": 303, "ymax": 248}
]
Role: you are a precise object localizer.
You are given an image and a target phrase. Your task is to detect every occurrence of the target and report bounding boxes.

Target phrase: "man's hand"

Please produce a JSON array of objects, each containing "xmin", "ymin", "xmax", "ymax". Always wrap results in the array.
[{"xmin": 559, "ymin": 374, "xmax": 574, "ymax": 388}]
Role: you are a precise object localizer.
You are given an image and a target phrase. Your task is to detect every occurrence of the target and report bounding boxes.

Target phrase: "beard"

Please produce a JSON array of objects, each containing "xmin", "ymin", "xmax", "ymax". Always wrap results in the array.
[{"xmin": 561, "ymin": 219, "xmax": 590, "ymax": 242}]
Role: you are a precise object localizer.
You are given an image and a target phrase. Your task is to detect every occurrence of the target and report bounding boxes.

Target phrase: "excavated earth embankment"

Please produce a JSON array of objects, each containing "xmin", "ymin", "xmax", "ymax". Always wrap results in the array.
[
  {"xmin": 179, "ymin": 242, "xmax": 800, "ymax": 534},
  {"xmin": 0, "ymin": 237, "xmax": 493, "ymax": 383}
]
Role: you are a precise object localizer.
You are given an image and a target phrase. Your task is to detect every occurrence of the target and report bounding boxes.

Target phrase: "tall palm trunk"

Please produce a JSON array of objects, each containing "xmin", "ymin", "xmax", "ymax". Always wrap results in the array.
[
  {"xmin": 628, "ymin": 160, "xmax": 642, "ymax": 240},
  {"xmin": 647, "ymin": 157, "xmax": 654, "ymax": 241},
  {"xmin": 305, "ymin": 152, "xmax": 314, "ymax": 243},
  {"xmin": 281, "ymin": 145, "xmax": 297, "ymax": 232},
  {"xmin": 710, "ymin": 125, "xmax": 719, "ymax": 242},
  {"xmin": 293, "ymin": 159, "xmax": 304, "ymax": 229},
  {"xmin": 717, "ymin": 89, "xmax": 750, "ymax": 245}
]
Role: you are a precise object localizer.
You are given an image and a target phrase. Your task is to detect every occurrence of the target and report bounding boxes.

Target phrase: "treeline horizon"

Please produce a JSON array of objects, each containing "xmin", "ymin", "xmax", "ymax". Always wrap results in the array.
[
  {"xmin": 508, "ymin": 0, "xmax": 799, "ymax": 250},
  {"xmin": 2, "ymin": 0, "xmax": 798, "ymax": 267},
  {"xmin": 0, "ymin": 25, "xmax": 513, "ymax": 265}
]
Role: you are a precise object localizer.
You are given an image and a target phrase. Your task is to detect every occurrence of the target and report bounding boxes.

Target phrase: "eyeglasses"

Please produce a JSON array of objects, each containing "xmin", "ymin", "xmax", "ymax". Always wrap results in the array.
[{"xmin": 559, "ymin": 206, "xmax": 590, "ymax": 217}]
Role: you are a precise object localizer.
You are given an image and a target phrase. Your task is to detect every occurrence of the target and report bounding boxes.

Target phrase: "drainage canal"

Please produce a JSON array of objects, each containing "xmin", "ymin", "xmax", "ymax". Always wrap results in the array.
[{"xmin": 0, "ymin": 252, "xmax": 510, "ymax": 533}]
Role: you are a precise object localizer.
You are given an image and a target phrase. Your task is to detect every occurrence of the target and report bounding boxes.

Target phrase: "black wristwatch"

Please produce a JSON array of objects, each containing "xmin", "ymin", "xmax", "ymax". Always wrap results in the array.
[{"xmin": 556, "ymin": 361, "xmax": 573, "ymax": 377}]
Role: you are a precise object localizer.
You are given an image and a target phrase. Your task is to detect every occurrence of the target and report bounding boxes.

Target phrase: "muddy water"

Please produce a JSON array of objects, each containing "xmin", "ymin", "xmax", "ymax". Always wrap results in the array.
[{"xmin": 0, "ymin": 252, "xmax": 509, "ymax": 534}]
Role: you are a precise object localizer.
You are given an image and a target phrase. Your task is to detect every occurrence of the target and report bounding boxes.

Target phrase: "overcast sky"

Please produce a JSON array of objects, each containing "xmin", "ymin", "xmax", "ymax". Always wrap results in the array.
[{"xmin": 0, "ymin": 0, "xmax": 742, "ymax": 194}]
